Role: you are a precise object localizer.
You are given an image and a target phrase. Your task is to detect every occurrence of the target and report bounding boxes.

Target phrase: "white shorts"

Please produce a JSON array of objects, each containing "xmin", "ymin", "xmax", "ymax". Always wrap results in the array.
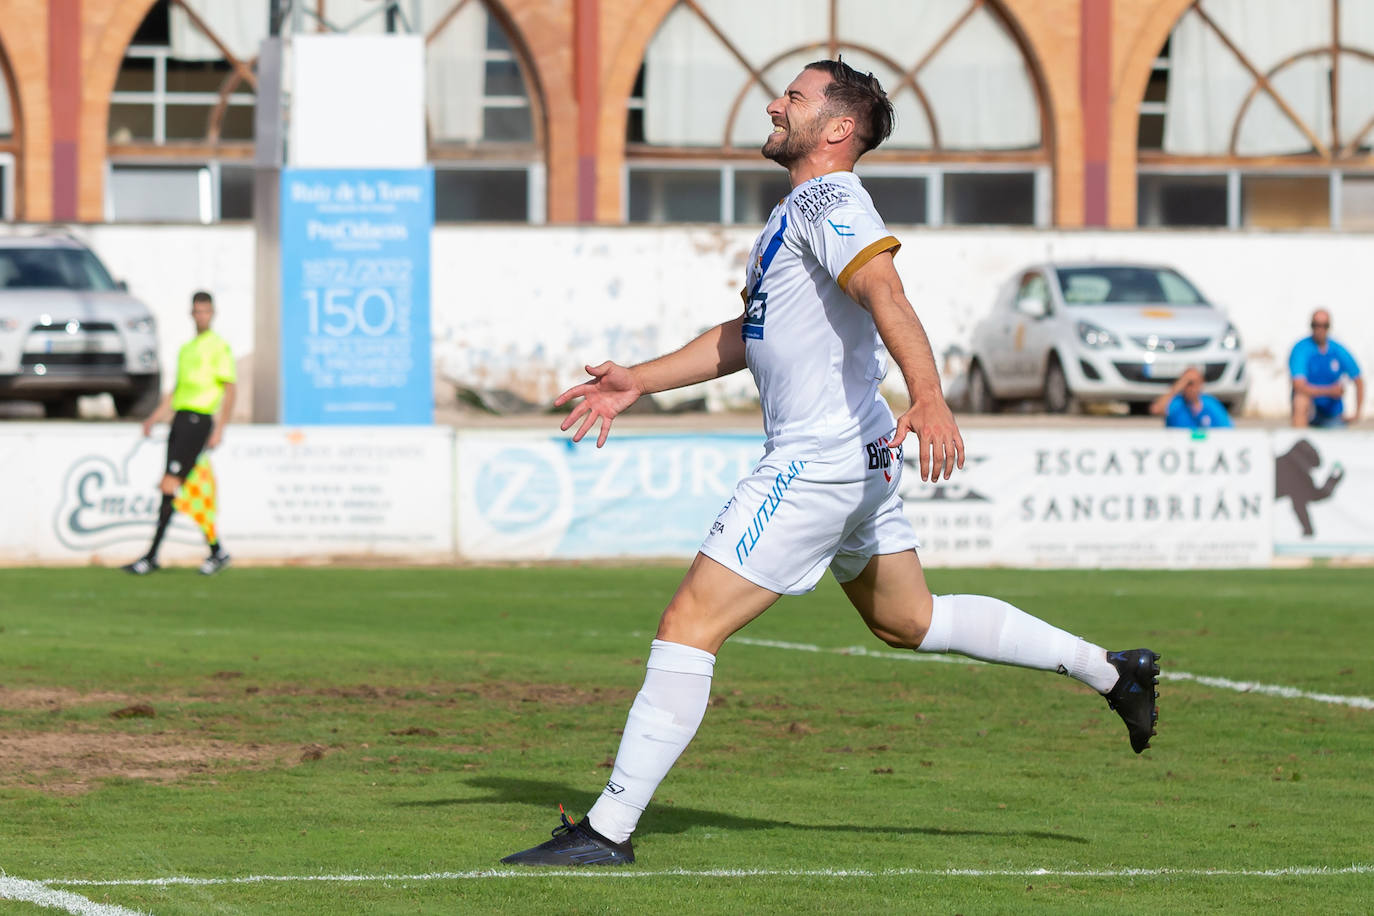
[{"xmin": 698, "ymin": 432, "xmax": 920, "ymax": 596}]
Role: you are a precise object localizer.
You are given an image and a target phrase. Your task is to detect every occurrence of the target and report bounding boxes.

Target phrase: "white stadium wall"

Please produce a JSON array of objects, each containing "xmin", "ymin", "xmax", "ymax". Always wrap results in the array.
[{"xmin": 47, "ymin": 224, "xmax": 1374, "ymax": 420}]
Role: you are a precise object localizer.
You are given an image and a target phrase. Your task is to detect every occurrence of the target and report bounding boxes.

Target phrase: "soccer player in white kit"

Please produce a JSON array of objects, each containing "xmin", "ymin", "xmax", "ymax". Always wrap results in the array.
[{"xmin": 502, "ymin": 60, "xmax": 1159, "ymax": 867}]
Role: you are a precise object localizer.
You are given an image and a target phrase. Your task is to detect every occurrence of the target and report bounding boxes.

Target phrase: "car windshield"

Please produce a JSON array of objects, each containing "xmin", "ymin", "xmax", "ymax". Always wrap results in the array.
[
  {"xmin": 0, "ymin": 247, "xmax": 118, "ymax": 292},
  {"xmin": 1055, "ymin": 267, "xmax": 1206, "ymax": 306}
]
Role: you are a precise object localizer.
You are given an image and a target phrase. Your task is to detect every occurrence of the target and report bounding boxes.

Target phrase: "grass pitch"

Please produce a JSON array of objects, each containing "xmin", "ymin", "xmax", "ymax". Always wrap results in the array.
[{"xmin": 1, "ymin": 565, "xmax": 1372, "ymax": 914}]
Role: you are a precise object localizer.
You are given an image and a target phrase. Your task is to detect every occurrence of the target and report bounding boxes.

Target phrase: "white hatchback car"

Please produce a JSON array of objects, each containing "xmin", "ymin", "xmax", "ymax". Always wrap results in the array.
[
  {"xmin": 0, "ymin": 234, "xmax": 161, "ymax": 418},
  {"xmin": 966, "ymin": 262, "xmax": 1247, "ymax": 414}
]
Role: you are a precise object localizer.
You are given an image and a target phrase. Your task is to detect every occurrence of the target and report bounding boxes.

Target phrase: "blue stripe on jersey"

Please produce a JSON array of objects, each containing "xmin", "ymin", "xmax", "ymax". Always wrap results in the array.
[{"xmin": 742, "ymin": 213, "xmax": 788, "ymax": 341}]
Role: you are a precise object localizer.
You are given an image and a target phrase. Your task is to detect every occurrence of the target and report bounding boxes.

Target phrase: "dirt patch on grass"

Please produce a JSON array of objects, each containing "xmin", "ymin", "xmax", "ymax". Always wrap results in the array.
[
  {"xmin": 0, "ymin": 686, "xmax": 155, "ymax": 711},
  {"xmin": 254, "ymin": 680, "xmax": 634, "ymax": 709},
  {"xmin": 4, "ymin": 679, "xmax": 633, "ymax": 712},
  {"xmin": 0, "ymin": 677, "xmax": 630, "ymax": 794},
  {"xmin": 0, "ymin": 728, "xmax": 297, "ymax": 795}
]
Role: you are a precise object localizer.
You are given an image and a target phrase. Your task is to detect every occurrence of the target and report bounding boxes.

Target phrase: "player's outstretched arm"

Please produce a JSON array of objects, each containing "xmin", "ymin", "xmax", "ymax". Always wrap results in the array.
[
  {"xmin": 555, "ymin": 315, "xmax": 748, "ymax": 447},
  {"xmin": 845, "ymin": 252, "xmax": 964, "ymax": 481}
]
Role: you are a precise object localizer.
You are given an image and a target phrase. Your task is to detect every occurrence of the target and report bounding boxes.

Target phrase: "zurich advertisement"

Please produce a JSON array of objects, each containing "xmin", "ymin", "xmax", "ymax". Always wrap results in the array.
[
  {"xmin": 279, "ymin": 168, "xmax": 434, "ymax": 425},
  {"xmin": 456, "ymin": 433, "xmax": 767, "ymax": 560}
]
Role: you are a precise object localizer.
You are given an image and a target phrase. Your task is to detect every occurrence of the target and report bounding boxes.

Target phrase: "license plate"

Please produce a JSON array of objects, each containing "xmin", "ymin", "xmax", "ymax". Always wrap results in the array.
[
  {"xmin": 1143, "ymin": 358, "xmax": 1192, "ymax": 379},
  {"xmin": 25, "ymin": 333, "xmax": 123, "ymax": 355}
]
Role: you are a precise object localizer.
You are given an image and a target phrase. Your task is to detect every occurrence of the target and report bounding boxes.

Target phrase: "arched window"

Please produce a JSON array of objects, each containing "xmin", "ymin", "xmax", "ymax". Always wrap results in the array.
[
  {"xmin": 625, "ymin": 0, "xmax": 1049, "ymax": 226},
  {"xmin": 1138, "ymin": 0, "xmax": 1374, "ymax": 229},
  {"xmin": 107, "ymin": 0, "xmax": 543, "ymax": 223}
]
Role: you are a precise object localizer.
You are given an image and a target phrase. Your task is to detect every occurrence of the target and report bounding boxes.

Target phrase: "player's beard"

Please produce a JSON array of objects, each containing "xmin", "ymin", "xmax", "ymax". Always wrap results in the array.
[{"xmin": 762, "ymin": 113, "xmax": 825, "ymax": 168}]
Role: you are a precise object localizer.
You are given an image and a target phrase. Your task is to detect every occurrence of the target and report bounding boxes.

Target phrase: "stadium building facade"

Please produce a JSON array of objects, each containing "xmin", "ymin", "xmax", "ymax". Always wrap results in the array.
[{"xmin": 0, "ymin": 0, "xmax": 1371, "ymax": 230}]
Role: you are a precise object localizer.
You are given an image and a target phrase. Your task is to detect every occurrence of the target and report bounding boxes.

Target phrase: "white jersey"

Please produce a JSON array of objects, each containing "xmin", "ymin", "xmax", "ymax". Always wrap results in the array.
[{"xmin": 742, "ymin": 170, "xmax": 901, "ymax": 455}]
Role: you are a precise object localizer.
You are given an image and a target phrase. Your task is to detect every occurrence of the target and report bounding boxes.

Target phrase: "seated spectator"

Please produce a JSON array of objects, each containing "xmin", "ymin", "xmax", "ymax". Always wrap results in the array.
[
  {"xmin": 1291, "ymin": 309, "xmax": 1363, "ymax": 428},
  {"xmin": 1149, "ymin": 367, "xmax": 1233, "ymax": 429}
]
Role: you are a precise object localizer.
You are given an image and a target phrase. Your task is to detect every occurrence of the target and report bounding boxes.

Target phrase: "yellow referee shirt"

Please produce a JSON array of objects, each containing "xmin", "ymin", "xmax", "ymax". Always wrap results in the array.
[{"xmin": 171, "ymin": 330, "xmax": 236, "ymax": 414}]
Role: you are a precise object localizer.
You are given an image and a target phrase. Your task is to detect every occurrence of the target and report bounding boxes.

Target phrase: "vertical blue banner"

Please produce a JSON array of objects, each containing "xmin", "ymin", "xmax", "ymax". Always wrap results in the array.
[{"xmin": 279, "ymin": 168, "xmax": 433, "ymax": 424}]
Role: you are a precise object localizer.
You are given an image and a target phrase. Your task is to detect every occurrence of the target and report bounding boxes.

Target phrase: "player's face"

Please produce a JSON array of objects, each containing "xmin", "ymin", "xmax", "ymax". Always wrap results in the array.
[
  {"xmin": 191, "ymin": 301, "xmax": 214, "ymax": 333},
  {"xmin": 762, "ymin": 69, "xmax": 832, "ymax": 167}
]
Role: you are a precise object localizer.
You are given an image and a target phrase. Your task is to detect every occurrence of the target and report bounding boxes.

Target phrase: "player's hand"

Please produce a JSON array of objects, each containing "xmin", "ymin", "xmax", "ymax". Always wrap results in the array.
[
  {"xmin": 554, "ymin": 361, "xmax": 644, "ymax": 448},
  {"xmin": 891, "ymin": 397, "xmax": 965, "ymax": 481},
  {"xmin": 207, "ymin": 427, "xmax": 223, "ymax": 450},
  {"xmin": 141, "ymin": 419, "xmax": 154, "ymax": 438}
]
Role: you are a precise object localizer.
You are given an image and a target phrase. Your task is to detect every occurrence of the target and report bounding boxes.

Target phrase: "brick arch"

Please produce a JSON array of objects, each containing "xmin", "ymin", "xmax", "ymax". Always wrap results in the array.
[
  {"xmin": 987, "ymin": 0, "xmax": 1064, "ymax": 220},
  {"xmin": 0, "ymin": 23, "xmax": 30, "ymax": 218},
  {"xmin": 596, "ymin": 0, "xmax": 1061, "ymax": 222},
  {"xmin": 1108, "ymin": 0, "xmax": 1197, "ymax": 226},
  {"xmin": 77, "ymin": 0, "xmax": 161, "ymax": 221},
  {"xmin": 482, "ymin": 0, "xmax": 577, "ymax": 222},
  {"xmin": 595, "ymin": 0, "xmax": 677, "ymax": 220}
]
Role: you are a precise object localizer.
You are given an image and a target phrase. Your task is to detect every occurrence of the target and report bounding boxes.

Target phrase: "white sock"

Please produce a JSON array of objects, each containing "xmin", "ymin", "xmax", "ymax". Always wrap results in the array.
[
  {"xmin": 585, "ymin": 639, "xmax": 715, "ymax": 844},
  {"xmin": 918, "ymin": 593, "xmax": 1119, "ymax": 693}
]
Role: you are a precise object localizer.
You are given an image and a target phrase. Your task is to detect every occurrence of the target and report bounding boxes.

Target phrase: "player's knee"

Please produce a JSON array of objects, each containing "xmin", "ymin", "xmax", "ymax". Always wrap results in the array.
[
  {"xmin": 656, "ymin": 599, "xmax": 704, "ymax": 646},
  {"xmin": 868, "ymin": 613, "xmax": 929, "ymax": 650}
]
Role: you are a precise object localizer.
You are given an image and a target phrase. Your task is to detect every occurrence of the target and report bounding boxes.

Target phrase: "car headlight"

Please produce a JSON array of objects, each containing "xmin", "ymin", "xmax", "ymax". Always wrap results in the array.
[
  {"xmin": 1076, "ymin": 321, "xmax": 1120, "ymax": 349},
  {"xmin": 126, "ymin": 316, "xmax": 156, "ymax": 334},
  {"xmin": 1220, "ymin": 323, "xmax": 1240, "ymax": 350}
]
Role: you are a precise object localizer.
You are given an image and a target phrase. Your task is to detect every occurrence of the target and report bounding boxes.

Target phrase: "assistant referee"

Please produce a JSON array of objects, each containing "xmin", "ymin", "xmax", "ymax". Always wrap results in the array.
[{"xmin": 123, "ymin": 290, "xmax": 236, "ymax": 576}]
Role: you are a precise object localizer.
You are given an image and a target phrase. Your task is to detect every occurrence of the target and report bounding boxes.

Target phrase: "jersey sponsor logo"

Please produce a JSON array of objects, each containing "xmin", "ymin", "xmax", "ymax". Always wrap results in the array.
[
  {"xmin": 827, "ymin": 219, "xmax": 855, "ymax": 237},
  {"xmin": 735, "ymin": 459, "xmax": 806, "ymax": 564},
  {"xmin": 864, "ymin": 434, "xmax": 901, "ymax": 483},
  {"xmin": 792, "ymin": 182, "xmax": 852, "ymax": 224},
  {"xmin": 743, "ymin": 292, "xmax": 767, "ymax": 340}
]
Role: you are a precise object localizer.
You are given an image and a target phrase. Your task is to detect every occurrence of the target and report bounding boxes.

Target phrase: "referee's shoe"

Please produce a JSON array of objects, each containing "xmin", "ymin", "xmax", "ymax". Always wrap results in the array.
[
  {"xmin": 121, "ymin": 556, "xmax": 160, "ymax": 575},
  {"xmin": 199, "ymin": 549, "xmax": 231, "ymax": 576},
  {"xmin": 501, "ymin": 807, "xmax": 634, "ymax": 866}
]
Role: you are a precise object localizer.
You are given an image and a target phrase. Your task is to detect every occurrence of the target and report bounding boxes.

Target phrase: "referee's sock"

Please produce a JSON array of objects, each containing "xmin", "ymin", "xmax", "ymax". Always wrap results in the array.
[
  {"xmin": 146, "ymin": 494, "xmax": 175, "ymax": 560},
  {"xmin": 585, "ymin": 639, "xmax": 715, "ymax": 844},
  {"xmin": 917, "ymin": 593, "xmax": 1119, "ymax": 694}
]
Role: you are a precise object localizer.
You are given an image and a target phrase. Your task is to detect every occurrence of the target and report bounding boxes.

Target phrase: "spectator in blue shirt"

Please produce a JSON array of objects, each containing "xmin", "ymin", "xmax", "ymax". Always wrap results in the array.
[
  {"xmin": 1290, "ymin": 309, "xmax": 1363, "ymax": 428},
  {"xmin": 1149, "ymin": 367, "xmax": 1233, "ymax": 429}
]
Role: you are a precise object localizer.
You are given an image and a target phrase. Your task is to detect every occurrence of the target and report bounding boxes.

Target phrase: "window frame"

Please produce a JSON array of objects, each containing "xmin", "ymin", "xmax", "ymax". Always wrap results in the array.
[
  {"xmin": 623, "ymin": 161, "xmax": 1051, "ymax": 227},
  {"xmin": 1137, "ymin": 165, "xmax": 1374, "ymax": 229}
]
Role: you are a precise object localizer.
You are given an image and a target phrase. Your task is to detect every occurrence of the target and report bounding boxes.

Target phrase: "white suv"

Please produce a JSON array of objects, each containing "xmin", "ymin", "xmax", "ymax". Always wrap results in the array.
[
  {"xmin": 0, "ymin": 234, "xmax": 160, "ymax": 418},
  {"xmin": 966, "ymin": 262, "xmax": 1247, "ymax": 415}
]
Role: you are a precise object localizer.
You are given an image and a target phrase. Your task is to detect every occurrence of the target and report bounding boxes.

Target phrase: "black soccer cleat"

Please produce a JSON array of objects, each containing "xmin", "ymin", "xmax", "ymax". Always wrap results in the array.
[
  {"xmin": 121, "ymin": 556, "xmax": 160, "ymax": 576},
  {"xmin": 500, "ymin": 807, "xmax": 634, "ymax": 867},
  {"xmin": 1104, "ymin": 649, "xmax": 1160, "ymax": 753}
]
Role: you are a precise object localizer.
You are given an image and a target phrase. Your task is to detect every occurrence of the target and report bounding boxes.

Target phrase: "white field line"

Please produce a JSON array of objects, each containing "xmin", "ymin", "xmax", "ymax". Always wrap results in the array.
[
  {"xmin": 732, "ymin": 637, "xmax": 1374, "ymax": 710},
  {"xmin": 42, "ymin": 864, "xmax": 1374, "ymax": 886},
  {"xmin": 0, "ymin": 875, "xmax": 147, "ymax": 916}
]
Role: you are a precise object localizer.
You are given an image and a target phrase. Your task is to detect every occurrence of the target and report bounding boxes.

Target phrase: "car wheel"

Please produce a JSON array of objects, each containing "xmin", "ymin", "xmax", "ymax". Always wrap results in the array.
[
  {"xmin": 43, "ymin": 396, "xmax": 81, "ymax": 419},
  {"xmin": 967, "ymin": 361, "xmax": 1000, "ymax": 414},
  {"xmin": 1043, "ymin": 356, "xmax": 1074, "ymax": 414},
  {"xmin": 115, "ymin": 373, "xmax": 162, "ymax": 418}
]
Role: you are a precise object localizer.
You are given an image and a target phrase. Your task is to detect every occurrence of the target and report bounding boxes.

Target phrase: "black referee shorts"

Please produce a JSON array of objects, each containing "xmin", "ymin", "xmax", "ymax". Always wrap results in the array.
[{"xmin": 165, "ymin": 410, "xmax": 214, "ymax": 479}]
